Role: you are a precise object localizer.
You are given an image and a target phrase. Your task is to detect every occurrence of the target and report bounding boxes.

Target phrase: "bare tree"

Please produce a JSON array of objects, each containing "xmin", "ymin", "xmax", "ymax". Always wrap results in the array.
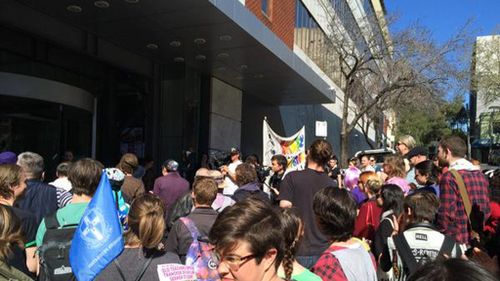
[
  {"xmin": 318, "ymin": 3, "xmax": 471, "ymax": 165},
  {"xmin": 471, "ymin": 32, "xmax": 500, "ymax": 105}
]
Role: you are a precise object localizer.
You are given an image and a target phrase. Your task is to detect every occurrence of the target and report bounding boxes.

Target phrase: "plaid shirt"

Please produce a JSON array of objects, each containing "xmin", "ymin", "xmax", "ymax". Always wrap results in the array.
[
  {"xmin": 311, "ymin": 244, "xmax": 348, "ymax": 281},
  {"xmin": 436, "ymin": 169, "xmax": 491, "ymax": 244}
]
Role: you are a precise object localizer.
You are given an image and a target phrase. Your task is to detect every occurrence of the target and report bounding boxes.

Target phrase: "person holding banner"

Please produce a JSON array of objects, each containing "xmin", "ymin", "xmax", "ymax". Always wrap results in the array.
[
  {"xmin": 35, "ymin": 158, "xmax": 103, "ymax": 280},
  {"xmin": 278, "ymin": 139, "xmax": 336, "ymax": 269},
  {"xmin": 96, "ymin": 193, "xmax": 181, "ymax": 280}
]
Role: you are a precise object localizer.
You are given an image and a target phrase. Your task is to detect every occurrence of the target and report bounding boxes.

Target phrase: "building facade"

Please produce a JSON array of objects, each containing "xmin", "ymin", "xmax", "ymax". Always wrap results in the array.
[
  {"xmin": 469, "ymin": 35, "xmax": 500, "ymax": 163},
  {"xmin": 0, "ymin": 0, "xmax": 390, "ymax": 173}
]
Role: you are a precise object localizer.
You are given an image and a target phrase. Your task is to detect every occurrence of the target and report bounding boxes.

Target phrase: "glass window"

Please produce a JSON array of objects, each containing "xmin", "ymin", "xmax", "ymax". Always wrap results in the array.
[{"xmin": 262, "ymin": 0, "xmax": 269, "ymax": 15}]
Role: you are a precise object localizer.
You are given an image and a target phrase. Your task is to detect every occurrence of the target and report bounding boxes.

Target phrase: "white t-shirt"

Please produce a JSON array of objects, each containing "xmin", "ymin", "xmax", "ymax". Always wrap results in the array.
[
  {"xmin": 223, "ymin": 160, "xmax": 242, "ymax": 195},
  {"xmin": 49, "ymin": 177, "xmax": 72, "ymax": 192}
]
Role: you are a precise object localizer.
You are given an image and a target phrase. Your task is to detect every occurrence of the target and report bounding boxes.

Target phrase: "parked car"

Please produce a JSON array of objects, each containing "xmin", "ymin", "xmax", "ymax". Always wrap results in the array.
[{"xmin": 354, "ymin": 148, "xmax": 396, "ymax": 166}]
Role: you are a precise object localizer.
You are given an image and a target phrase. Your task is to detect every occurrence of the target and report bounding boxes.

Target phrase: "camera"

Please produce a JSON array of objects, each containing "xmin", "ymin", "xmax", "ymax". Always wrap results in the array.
[{"xmin": 255, "ymin": 166, "xmax": 271, "ymax": 183}]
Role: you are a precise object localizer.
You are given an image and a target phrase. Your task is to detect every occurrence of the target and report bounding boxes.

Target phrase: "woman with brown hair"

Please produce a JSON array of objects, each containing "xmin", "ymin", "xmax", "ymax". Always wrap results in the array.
[
  {"xmin": 0, "ymin": 164, "xmax": 37, "ymax": 276},
  {"xmin": 382, "ymin": 155, "xmax": 410, "ymax": 195},
  {"xmin": 96, "ymin": 193, "xmax": 180, "ymax": 280},
  {"xmin": 0, "ymin": 204, "xmax": 33, "ymax": 280},
  {"xmin": 117, "ymin": 153, "xmax": 145, "ymax": 204},
  {"xmin": 209, "ymin": 198, "xmax": 284, "ymax": 281}
]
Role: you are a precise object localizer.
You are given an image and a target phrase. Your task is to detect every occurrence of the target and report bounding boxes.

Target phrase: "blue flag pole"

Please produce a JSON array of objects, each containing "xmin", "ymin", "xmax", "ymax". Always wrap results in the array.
[{"xmin": 69, "ymin": 172, "xmax": 124, "ymax": 281}]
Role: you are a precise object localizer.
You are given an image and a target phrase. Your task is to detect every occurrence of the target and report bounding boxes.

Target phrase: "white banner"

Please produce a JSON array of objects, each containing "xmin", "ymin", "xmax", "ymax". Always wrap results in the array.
[{"xmin": 262, "ymin": 119, "xmax": 306, "ymax": 171}]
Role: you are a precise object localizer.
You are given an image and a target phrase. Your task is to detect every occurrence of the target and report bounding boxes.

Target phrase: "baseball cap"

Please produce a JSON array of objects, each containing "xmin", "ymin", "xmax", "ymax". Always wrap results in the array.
[
  {"xmin": 0, "ymin": 151, "xmax": 17, "ymax": 165},
  {"xmin": 104, "ymin": 168, "xmax": 125, "ymax": 191},
  {"xmin": 406, "ymin": 147, "xmax": 428, "ymax": 160},
  {"xmin": 163, "ymin": 160, "xmax": 179, "ymax": 172},
  {"xmin": 230, "ymin": 147, "xmax": 240, "ymax": 156}
]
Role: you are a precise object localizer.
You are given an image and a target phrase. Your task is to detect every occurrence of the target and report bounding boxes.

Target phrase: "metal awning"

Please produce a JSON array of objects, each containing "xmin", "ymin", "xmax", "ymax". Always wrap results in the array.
[{"xmin": 2, "ymin": 0, "xmax": 335, "ymax": 105}]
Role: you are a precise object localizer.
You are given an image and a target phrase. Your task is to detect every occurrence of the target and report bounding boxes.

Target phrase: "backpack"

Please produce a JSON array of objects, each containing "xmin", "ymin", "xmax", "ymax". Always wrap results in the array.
[
  {"xmin": 392, "ymin": 232, "xmax": 456, "ymax": 278},
  {"xmin": 179, "ymin": 217, "xmax": 220, "ymax": 281},
  {"xmin": 38, "ymin": 213, "xmax": 78, "ymax": 281}
]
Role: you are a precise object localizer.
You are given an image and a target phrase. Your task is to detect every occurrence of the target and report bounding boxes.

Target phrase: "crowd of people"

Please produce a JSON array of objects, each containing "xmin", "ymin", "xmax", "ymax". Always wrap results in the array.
[{"xmin": 0, "ymin": 134, "xmax": 498, "ymax": 281}]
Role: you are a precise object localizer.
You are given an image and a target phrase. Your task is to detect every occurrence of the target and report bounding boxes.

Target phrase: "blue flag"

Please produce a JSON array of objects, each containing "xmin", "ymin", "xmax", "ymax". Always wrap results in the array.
[{"xmin": 70, "ymin": 172, "xmax": 124, "ymax": 281}]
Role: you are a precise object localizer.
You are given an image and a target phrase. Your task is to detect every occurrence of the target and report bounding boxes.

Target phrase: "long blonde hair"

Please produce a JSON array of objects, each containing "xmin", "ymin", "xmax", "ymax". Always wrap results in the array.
[
  {"xmin": 125, "ymin": 194, "xmax": 166, "ymax": 249},
  {"xmin": 0, "ymin": 205, "xmax": 24, "ymax": 262}
]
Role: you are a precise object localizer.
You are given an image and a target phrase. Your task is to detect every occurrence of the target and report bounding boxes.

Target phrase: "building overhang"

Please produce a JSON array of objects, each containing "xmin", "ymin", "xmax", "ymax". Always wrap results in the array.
[{"xmin": 1, "ymin": 0, "xmax": 335, "ymax": 105}]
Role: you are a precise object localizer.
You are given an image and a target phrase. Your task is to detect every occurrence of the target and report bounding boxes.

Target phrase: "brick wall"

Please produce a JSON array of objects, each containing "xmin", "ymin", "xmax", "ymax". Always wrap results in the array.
[{"xmin": 245, "ymin": 0, "xmax": 295, "ymax": 49}]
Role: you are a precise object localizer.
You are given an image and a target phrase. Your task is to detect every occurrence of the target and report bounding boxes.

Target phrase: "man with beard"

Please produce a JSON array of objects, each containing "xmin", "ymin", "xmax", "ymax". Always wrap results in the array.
[{"xmin": 435, "ymin": 135, "xmax": 490, "ymax": 248}]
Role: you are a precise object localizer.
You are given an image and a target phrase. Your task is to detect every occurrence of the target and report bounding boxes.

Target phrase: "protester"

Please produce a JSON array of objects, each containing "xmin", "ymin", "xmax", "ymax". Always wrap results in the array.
[
  {"xmin": 370, "ymin": 156, "xmax": 381, "ymax": 172},
  {"xmin": 396, "ymin": 135, "xmax": 416, "ymax": 157},
  {"xmin": 360, "ymin": 155, "xmax": 375, "ymax": 172},
  {"xmin": 48, "ymin": 162, "xmax": 73, "ymax": 208},
  {"xmin": 311, "ymin": 187, "xmax": 377, "ymax": 281},
  {"xmin": 354, "ymin": 171, "xmax": 383, "ymax": 242},
  {"xmin": 63, "ymin": 150, "xmax": 74, "ymax": 163},
  {"xmin": 327, "ymin": 156, "xmax": 342, "ymax": 188},
  {"xmin": 0, "ymin": 164, "xmax": 37, "ymax": 275},
  {"xmin": 0, "ymin": 204, "xmax": 33, "ymax": 280},
  {"xmin": 0, "ymin": 151, "xmax": 17, "ymax": 165},
  {"xmin": 209, "ymin": 169, "xmax": 235, "ymax": 212},
  {"xmin": 220, "ymin": 148, "xmax": 243, "ymax": 196},
  {"xmin": 141, "ymin": 158, "xmax": 156, "ymax": 193},
  {"xmin": 166, "ymin": 177, "xmax": 219, "ymax": 263},
  {"xmin": 406, "ymin": 146, "xmax": 429, "ymax": 187},
  {"xmin": 104, "ymin": 168, "xmax": 130, "ymax": 229},
  {"xmin": 484, "ymin": 169, "xmax": 499, "ymax": 240},
  {"xmin": 117, "ymin": 153, "xmax": 145, "ymax": 204},
  {"xmin": 96, "ymin": 194, "xmax": 181, "ymax": 280},
  {"xmin": 278, "ymin": 208, "xmax": 321, "ymax": 281},
  {"xmin": 278, "ymin": 139, "xmax": 336, "ymax": 269},
  {"xmin": 435, "ymin": 135, "xmax": 490, "ymax": 247},
  {"xmin": 413, "ymin": 160, "xmax": 440, "ymax": 196},
  {"xmin": 232, "ymin": 163, "xmax": 269, "ymax": 202},
  {"xmin": 166, "ymin": 168, "xmax": 233, "ymax": 232},
  {"xmin": 382, "ymin": 155, "xmax": 411, "ymax": 194},
  {"xmin": 153, "ymin": 159, "xmax": 189, "ymax": 211},
  {"xmin": 407, "ymin": 258, "xmax": 498, "ymax": 281},
  {"xmin": 15, "ymin": 152, "xmax": 58, "ymax": 225},
  {"xmin": 379, "ymin": 192, "xmax": 462, "ymax": 279},
  {"xmin": 373, "ymin": 184, "xmax": 405, "ymax": 259},
  {"xmin": 209, "ymin": 198, "xmax": 284, "ymax": 281},
  {"xmin": 396, "ymin": 135, "xmax": 416, "ymax": 175},
  {"xmin": 48, "ymin": 162, "xmax": 72, "ymax": 192},
  {"xmin": 268, "ymin": 154, "xmax": 287, "ymax": 203},
  {"xmin": 36, "ymin": 158, "xmax": 103, "ymax": 247},
  {"xmin": 344, "ymin": 158, "xmax": 365, "ymax": 206}
]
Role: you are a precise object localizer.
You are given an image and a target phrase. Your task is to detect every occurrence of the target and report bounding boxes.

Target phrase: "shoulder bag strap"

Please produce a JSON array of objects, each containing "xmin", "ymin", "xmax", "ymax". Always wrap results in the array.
[
  {"xmin": 113, "ymin": 260, "xmax": 128, "ymax": 281},
  {"xmin": 450, "ymin": 169, "xmax": 472, "ymax": 217},
  {"xmin": 393, "ymin": 234, "xmax": 418, "ymax": 275},
  {"xmin": 134, "ymin": 256, "xmax": 153, "ymax": 281},
  {"xmin": 44, "ymin": 212, "xmax": 60, "ymax": 229},
  {"xmin": 114, "ymin": 256, "xmax": 154, "ymax": 281},
  {"xmin": 179, "ymin": 217, "xmax": 200, "ymax": 241},
  {"xmin": 438, "ymin": 235, "xmax": 458, "ymax": 258}
]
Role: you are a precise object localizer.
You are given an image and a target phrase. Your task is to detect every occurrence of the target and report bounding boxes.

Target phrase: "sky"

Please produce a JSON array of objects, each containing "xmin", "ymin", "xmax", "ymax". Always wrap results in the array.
[
  {"xmin": 384, "ymin": 0, "xmax": 499, "ymax": 102},
  {"xmin": 384, "ymin": 0, "xmax": 499, "ymax": 42}
]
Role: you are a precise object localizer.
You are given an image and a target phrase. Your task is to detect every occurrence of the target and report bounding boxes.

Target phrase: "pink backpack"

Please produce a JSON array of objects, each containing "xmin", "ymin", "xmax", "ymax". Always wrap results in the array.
[{"xmin": 179, "ymin": 217, "xmax": 221, "ymax": 281}]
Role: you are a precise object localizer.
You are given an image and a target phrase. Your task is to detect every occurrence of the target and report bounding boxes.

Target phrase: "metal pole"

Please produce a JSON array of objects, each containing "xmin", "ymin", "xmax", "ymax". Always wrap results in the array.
[{"xmin": 91, "ymin": 98, "xmax": 97, "ymax": 158}]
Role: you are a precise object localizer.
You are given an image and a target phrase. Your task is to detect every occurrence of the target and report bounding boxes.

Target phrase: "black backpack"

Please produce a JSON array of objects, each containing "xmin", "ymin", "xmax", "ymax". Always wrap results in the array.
[{"xmin": 38, "ymin": 213, "xmax": 78, "ymax": 281}]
